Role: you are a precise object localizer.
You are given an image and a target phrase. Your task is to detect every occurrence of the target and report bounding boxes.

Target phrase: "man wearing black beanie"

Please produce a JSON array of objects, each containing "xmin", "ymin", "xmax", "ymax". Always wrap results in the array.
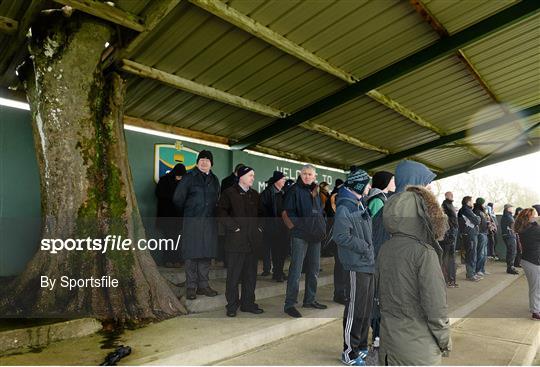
[{"xmin": 173, "ymin": 149, "xmax": 220, "ymax": 300}]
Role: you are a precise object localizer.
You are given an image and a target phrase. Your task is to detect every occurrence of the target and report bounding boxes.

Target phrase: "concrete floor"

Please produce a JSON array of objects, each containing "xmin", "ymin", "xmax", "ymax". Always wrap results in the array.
[{"xmin": 0, "ymin": 261, "xmax": 537, "ymax": 366}]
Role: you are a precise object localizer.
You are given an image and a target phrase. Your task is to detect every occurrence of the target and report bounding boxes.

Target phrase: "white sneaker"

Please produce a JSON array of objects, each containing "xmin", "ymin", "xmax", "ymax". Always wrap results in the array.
[{"xmin": 476, "ymin": 272, "xmax": 484, "ymax": 277}]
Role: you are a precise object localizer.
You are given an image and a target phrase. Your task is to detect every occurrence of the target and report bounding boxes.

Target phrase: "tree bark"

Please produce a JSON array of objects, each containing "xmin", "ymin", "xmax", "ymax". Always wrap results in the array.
[{"xmin": 0, "ymin": 12, "xmax": 185, "ymax": 324}]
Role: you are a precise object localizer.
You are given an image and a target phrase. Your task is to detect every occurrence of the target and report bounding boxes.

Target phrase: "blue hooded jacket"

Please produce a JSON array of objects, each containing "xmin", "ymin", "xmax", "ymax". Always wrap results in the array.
[
  {"xmin": 395, "ymin": 160, "xmax": 436, "ymax": 193},
  {"xmin": 332, "ymin": 187, "xmax": 374, "ymax": 273}
]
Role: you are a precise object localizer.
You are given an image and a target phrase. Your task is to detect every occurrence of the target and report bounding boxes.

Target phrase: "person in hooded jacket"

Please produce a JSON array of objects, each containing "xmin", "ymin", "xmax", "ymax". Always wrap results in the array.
[
  {"xmin": 282, "ymin": 164, "xmax": 327, "ymax": 318},
  {"xmin": 365, "ymin": 170, "xmax": 395, "ymax": 348},
  {"xmin": 458, "ymin": 196, "xmax": 481, "ymax": 281},
  {"xmin": 173, "ymin": 150, "xmax": 220, "ymax": 300},
  {"xmin": 155, "ymin": 163, "xmax": 186, "ymax": 267},
  {"xmin": 473, "ymin": 198, "xmax": 490, "ymax": 277},
  {"xmin": 333, "ymin": 167, "xmax": 373, "ymax": 366},
  {"xmin": 260, "ymin": 171, "xmax": 289, "ymax": 282},
  {"xmin": 377, "ymin": 161, "xmax": 450, "ymax": 366},
  {"xmin": 440, "ymin": 191, "xmax": 459, "ymax": 288},
  {"xmin": 501, "ymin": 204, "xmax": 520, "ymax": 275}
]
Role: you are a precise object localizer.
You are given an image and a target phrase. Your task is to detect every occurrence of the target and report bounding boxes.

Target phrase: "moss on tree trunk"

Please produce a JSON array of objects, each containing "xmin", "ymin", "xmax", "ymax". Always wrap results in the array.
[{"xmin": 0, "ymin": 12, "xmax": 185, "ymax": 324}]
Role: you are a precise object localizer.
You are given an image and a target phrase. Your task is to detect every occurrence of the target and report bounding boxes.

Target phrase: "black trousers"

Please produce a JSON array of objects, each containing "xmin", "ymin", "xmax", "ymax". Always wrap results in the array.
[
  {"xmin": 441, "ymin": 230, "xmax": 457, "ymax": 283},
  {"xmin": 342, "ymin": 271, "xmax": 374, "ymax": 362},
  {"xmin": 504, "ymin": 236, "xmax": 517, "ymax": 270},
  {"xmin": 225, "ymin": 251, "xmax": 258, "ymax": 312},
  {"xmin": 333, "ymin": 248, "xmax": 349, "ymax": 300}
]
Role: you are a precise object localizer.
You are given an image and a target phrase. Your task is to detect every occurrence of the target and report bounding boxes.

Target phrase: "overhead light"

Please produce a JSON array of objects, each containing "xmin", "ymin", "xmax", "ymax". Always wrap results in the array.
[
  {"xmin": 123, "ymin": 124, "xmax": 230, "ymax": 150},
  {"xmin": 0, "ymin": 97, "xmax": 30, "ymax": 111},
  {"xmin": 104, "ymin": 42, "xmax": 110, "ymax": 48}
]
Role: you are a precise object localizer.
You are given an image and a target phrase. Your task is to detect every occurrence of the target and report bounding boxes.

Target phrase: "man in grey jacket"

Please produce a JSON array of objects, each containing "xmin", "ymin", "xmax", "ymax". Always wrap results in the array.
[{"xmin": 332, "ymin": 167, "xmax": 373, "ymax": 366}]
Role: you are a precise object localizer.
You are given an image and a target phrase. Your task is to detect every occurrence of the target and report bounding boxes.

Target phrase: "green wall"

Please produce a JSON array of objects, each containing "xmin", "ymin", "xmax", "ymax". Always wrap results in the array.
[{"xmin": 0, "ymin": 106, "xmax": 345, "ymax": 276}]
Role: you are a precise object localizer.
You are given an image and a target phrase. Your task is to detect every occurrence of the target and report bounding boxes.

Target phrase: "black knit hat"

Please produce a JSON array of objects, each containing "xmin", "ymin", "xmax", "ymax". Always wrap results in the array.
[
  {"xmin": 197, "ymin": 150, "xmax": 213, "ymax": 165},
  {"xmin": 371, "ymin": 171, "xmax": 394, "ymax": 190},
  {"xmin": 237, "ymin": 166, "xmax": 254, "ymax": 178},
  {"xmin": 170, "ymin": 163, "xmax": 186, "ymax": 176},
  {"xmin": 267, "ymin": 170, "xmax": 285, "ymax": 184},
  {"xmin": 345, "ymin": 167, "xmax": 370, "ymax": 195}
]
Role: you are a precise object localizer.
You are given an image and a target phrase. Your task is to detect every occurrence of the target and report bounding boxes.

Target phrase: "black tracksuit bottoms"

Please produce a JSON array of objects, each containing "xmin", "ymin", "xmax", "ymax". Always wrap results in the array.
[
  {"xmin": 225, "ymin": 251, "xmax": 258, "ymax": 312},
  {"xmin": 342, "ymin": 271, "xmax": 374, "ymax": 362}
]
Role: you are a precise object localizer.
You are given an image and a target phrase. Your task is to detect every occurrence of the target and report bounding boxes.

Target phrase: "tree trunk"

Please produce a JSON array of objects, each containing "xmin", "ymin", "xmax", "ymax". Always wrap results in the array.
[{"xmin": 0, "ymin": 12, "xmax": 185, "ymax": 324}]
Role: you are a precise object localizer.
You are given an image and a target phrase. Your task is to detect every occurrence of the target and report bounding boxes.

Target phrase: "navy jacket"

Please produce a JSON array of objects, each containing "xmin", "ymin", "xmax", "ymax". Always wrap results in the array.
[
  {"xmin": 500, "ymin": 211, "xmax": 516, "ymax": 239},
  {"xmin": 458, "ymin": 205, "xmax": 480, "ymax": 237},
  {"xmin": 332, "ymin": 187, "xmax": 374, "ymax": 274},
  {"xmin": 283, "ymin": 177, "xmax": 326, "ymax": 243}
]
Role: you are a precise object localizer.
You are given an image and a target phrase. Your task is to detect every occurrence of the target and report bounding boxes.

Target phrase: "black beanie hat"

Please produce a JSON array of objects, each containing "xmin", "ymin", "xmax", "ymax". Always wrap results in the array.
[
  {"xmin": 171, "ymin": 163, "xmax": 186, "ymax": 176},
  {"xmin": 267, "ymin": 170, "xmax": 285, "ymax": 184},
  {"xmin": 334, "ymin": 178, "xmax": 344, "ymax": 188},
  {"xmin": 371, "ymin": 171, "xmax": 394, "ymax": 190},
  {"xmin": 237, "ymin": 166, "xmax": 254, "ymax": 178},
  {"xmin": 345, "ymin": 167, "xmax": 370, "ymax": 195},
  {"xmin": 197, "ymin": 150, "xmax": 213, "ymax": 165}
]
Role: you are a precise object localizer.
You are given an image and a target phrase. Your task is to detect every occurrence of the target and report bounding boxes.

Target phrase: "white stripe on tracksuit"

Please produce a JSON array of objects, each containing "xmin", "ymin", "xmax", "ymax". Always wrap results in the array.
[{"xmin": 343, "ymin": 270, "xmax": 356, "ymax": 364}]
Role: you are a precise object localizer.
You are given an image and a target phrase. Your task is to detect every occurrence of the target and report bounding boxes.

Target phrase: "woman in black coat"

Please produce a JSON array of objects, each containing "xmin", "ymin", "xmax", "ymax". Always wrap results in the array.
[{"xmin": 514, "ymin": 208, "xmax": 540, "ymax": 321}]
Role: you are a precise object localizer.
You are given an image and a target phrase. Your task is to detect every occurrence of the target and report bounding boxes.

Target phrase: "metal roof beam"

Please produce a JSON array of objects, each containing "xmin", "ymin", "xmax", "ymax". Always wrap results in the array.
[
  {"xmin": 301, "ymin": 121, "xmax": 390, "ymax": 154},
  {"xmin": 124, "ymin": 115, "xmax": 229, "ymax": 145},
  {"xmin": 119, "ymin": 0, "xmax": 183, "ymax": 59},
  {"xmin": 0, "ymin": 16, "xmax": 18, "ymax": 35},
  {"xmin": 121, "ymin": 59, "xmax": 286, "ymax": 118},
  {"xmin": 0, "ymin": 0, "xmax": 44, "ymax": 76},
  {"xmin": 409, "ymin": 0, "xmax": 508, "ymax": 156},
  {"xmin": 436, "ymin": 141, "xmax": 540, "ymax": 180},
  {"xmin": 52, "ymin": 0, "xmax": 145, "ymax": 31},
  {"xmin": 365, "ymin": 90, "xmax": 446, "ymax": 136},
  {"xmin": 231, "ymin": 0, "xmax": 540, "ymax": 150},
  {"xmin": 252, "ymin": 145, "xmax": 346, "ymax": 170},
  {"xmin": 189, "ymin": 0, "xmax": 355, "ymax": 84},
  {"xmin": 360, "ymin": 104, "xmax": 540, "ymax": 171}
]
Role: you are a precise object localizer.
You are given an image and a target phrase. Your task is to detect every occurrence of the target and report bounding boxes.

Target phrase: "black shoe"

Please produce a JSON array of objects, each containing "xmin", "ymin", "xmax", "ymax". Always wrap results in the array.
[
  {"xmin": 186, "ymin": 288, "xmax": 197, "ymax": 300},
  {"xmin": 226, "ymin": 309, "xmax": 237, "ymax": 317},
  {"xmin": 240, "ymin": 306, "xmax": 264, "ymax": 314},
  {"xmin": 507, "ymin": 268, "xmax": 519, "ymax": 275},
  {"xmin": 261, "ymin": 271, "xmax": 271, "ymax": 276},
  {"xmin": 303, "ymin": 301, "xmax": 328, "ymax": 309},
  {"xmin": 196, "ymin": 286, "xmax": 218, "ymax": 297},
  {"xmin": 333, "ymin": 296, "xmax": 347, "ymax": 305},
  {"xmin": 285, "ymin": 307, "xmax": 302, "ymax": 318},
  {"xmin": 273, "ymin": 274, "xmax": 285, "ymax": 282}
]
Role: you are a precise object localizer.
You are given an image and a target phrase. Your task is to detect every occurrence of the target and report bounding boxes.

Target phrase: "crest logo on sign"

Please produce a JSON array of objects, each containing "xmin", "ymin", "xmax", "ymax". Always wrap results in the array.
[{"xmin": 154, "ymin": 142, "xmax": 199, "ymax": 183}]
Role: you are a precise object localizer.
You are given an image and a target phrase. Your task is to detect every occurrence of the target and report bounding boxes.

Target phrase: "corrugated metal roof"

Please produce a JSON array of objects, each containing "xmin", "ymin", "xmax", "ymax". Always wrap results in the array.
[
  {"xmin": 378, "ymin": 55, "xmax": 506, "ymax": 134},
  {"xmin": 423, "ymin": 0, "xmax": 517, "ymax": 35},
  {"xmin": 0, "ymin": 0, "xmax": 538, "ymax": 176},
  {"xmin": 305, "ymin": 95, "xmax": 440, "ymax": 152},
  {"xmin": 259, "ymin": 127, "xmax": 383, "ymax": 167},
  {"xmin": 225, "ymin": 0, "xmax": 440, "ymax": 80},
  {"xmin": 130, "ymin": 2, "xmax": 346, "ymax": 114},
  {"xmin": 463, "ymin": 13, "xmax": 540, "ymax": 110}
]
